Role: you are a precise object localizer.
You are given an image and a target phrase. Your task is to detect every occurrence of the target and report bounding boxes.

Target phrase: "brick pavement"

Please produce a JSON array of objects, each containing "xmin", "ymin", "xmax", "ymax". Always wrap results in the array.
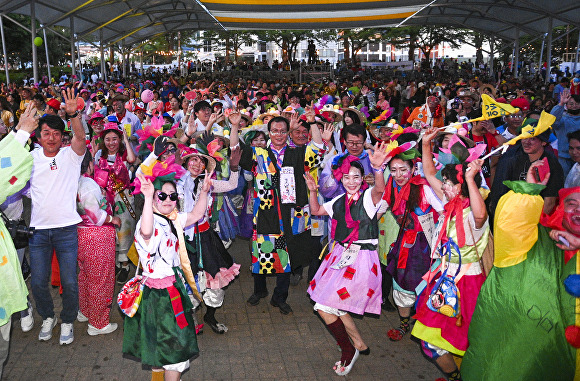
[{"xmin": 4, "ymin": 239, "xmax": 441, "ymax": 380}]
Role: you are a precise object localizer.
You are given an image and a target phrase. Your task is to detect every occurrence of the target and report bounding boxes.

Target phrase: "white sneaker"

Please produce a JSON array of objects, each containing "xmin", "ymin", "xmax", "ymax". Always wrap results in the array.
[
  {"xmin": 59, "ymin": 323, "xmax": 74, "ymax": 345},
  {"xmin": 38, "ymin": 317, "xmax": 57, "ymax": 341},
  {"xmin": 87, "ymin": 323, "xmax": 118, "ymax": 336},
  {"xmin": 21, "ymin": 306, "xmax": 34, "ymax": 332},
  {"xmin": 77, "ymin": 311, "xmax": 88, "ymax": 322}
]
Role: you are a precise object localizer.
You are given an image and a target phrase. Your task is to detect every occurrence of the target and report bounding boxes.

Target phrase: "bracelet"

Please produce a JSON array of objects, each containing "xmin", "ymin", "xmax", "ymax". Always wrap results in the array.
[
  {"xmin": 67, "ymin": 111, "xmax": 80, "ymax": 119},
  {"xmin": 371, "ymin": 166, "xmax": 385, "ymax": 173},
  {"xmin": 186, "ymin": 112, "xmax": 191, "ymax": 116},
  {"xmin": 230, "ymin": 165, "xmax": 239, "ymax": 172},
  {"xmin": 106, "ymin": 215, "xmax": 111, "ymax": 223}
]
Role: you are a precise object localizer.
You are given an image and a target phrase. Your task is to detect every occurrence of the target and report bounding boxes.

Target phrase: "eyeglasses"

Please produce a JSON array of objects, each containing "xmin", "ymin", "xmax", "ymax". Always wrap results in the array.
[
  {"xmin": 346, "ymin": 141, "xmax": 364, "ymax": 147},
  {"xmin": 165, "ymin": 147, "xmax": 177, "ymax": 154},
  {"xmin": 157, "ymin": 192, "xmax": 178, "ymax": 201},
  {"xmin": 270, "ymin": 130, "xmax": 288, "ymax": 136}
]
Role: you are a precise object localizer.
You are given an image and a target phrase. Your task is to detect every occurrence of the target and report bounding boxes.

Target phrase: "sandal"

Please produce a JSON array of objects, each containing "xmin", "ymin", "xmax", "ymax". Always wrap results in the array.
[{"xmin": 203, "ymin": 316, "xmax": 229, "ymax": 334}]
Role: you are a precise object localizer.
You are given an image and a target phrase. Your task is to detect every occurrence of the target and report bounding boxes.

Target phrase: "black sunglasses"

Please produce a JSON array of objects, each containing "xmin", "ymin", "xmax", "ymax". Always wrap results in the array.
[{"xmin": 157, "ymin": 192, "xmax": 178, "ymax": 201}]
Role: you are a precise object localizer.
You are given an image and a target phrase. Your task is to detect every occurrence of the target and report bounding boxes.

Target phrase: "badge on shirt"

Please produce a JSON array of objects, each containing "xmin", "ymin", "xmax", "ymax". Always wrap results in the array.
[
  {"xmin": 331, "ymin": 244, "xmax": 361, "ymax": 269},
  {"xmin": 49, "ymin": 158, "xmax": 58, "ymax": 171},
  {"xmin": 280, "ymin": 166, "xmax": 296, "ymax": 204}
]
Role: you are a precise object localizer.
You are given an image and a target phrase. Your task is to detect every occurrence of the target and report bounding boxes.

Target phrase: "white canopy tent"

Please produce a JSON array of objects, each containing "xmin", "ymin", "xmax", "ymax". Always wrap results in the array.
[{"xmin": 1, "ymin": 0, "xmax": 579, "ymax": 83}]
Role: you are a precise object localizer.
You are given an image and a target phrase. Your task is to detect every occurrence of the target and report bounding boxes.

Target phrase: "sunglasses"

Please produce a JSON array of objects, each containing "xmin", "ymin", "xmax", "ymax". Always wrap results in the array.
[{"xmin": 157, "ymin": 192, "xmax": 178, "ymax": 201}]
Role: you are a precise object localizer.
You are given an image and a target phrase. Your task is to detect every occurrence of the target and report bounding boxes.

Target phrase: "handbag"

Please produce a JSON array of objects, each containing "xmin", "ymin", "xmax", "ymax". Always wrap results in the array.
[
  {"xmin": 467, "ymin": 221, "xmax": 494, "ymax": 277},
  {"xmin": 427, "ymin": 238, "xmax": 462, "ymax": 322},
  {"xmin": 117, "ymin": 265, "xmax": 147, "ymax": 317}
]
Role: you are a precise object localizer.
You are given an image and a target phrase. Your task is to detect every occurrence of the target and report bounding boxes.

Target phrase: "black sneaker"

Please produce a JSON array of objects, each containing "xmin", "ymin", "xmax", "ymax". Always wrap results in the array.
[
  {"xmin": 290, "ymin": 273, "xmax": 303, "ymax": 286},
  {"xmin": 270, "ymin": 299, "xmax": 293, "ymax": 315},
  {"xmin": 247, "ymin": 292, "xmax": 268, "ymax": 306},
  {"xmin": 116, "ymin": 266, "xmax": 130, "ymax": 284}
]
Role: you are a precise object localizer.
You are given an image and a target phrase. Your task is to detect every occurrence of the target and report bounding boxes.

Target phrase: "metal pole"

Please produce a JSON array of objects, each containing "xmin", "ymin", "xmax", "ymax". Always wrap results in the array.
[
  {"xmin": 513, "ymin": 28, "xmax": 519, "ymax": 78},
  {"xmin": 76, "ymin": 36, "xmax": 82, "ymax": 81},
  {"xmin": 140, "ymin": 47, "xmax": 143, "ymax": 75},
  {"xmin": 70, "ymin": 16, "xmax": 76, "ymax": 78},
  {"xmin": 122, "ymin": 40, "xmax": 127, "ymax": 78},
  {"xmin": 546, "ymin": 17, "xmax": 553, "ymax": 84},
  {"xmin": 31, "ymin": 0, "xmax": 38, "ymax": 84},
  {"xmin": 538, "ymin": 33, "xmax": 546, "ymax": 77},
  {"xmin": 0, "ymin": 16, "xmax": 9, "ymax": 85},
  {"xmin": 574, "ymin": 34, "xmax": 579, "ymax": 74},
  {"xmin": 42, "ymin": 26, "xmax": 51, "ymax": 82},
  {"xmin": 489, "ymin": 37, "xmax": 494, "ymax": 79},
  {"xmin": 100, "ymin": 29, "xmax": 105, "ymax": 82}
]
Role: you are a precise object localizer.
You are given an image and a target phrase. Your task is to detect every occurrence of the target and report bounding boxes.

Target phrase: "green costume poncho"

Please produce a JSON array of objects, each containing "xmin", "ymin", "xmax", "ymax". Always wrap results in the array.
[
  {"xmin": 0, "ymin": 133, "xmax": 33, "ymax": 327},
  {"xmin": 462, "ymin": 181, "xmax": 579, "ymax": 380}
]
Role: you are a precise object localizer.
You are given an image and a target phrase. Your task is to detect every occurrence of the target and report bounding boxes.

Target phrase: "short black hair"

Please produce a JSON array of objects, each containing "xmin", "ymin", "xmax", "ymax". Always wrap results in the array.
[
  {"xmin": 567, "ymin": 130, "xmax": 580, "ymax": 144},
  {"xmin": 194, "ymin": 100, "xmax": 211, "ymax": 114},
  {"xmin": 268, "ymin": 116, "xmax": 289, "ymax": 132},
  {"xmin": 80, "ymin": 151, "xmax": 93, "ymax": 174},
  {"xmin": 37, "ymin": 114, "xmax": 65, "ymax": 134},
  {"xmin": 342, "ymin": 123, "xmax": 366, "ymax": 140}
]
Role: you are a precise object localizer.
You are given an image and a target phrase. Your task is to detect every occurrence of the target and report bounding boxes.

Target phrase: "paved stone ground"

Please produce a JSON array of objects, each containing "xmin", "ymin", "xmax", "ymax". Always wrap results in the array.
[{"xmin": 4, "ymin": 238, "xmax": 441, "ymax": 380}]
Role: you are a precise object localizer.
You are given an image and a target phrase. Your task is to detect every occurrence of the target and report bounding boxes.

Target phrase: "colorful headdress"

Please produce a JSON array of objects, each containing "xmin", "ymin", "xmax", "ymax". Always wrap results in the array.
[
  {"xmin": 330, "ymin": 154, "xmax": 368, "ymax": 190},
  {"xmin": 434, "ymin": 134, "xmax": 486, "ymax": 167},
  {"xmin": 385, "ymin": 140, "xmax": 420, "ymax": 162},
  {"xmin": 132, "ymin": 155, "xmax": 186, "ymax": 193},
  {"xmin": 135, "ymin": 116, "xmax": 178, "ymax": 157},
  {"xmin": 195, "ymin": 131, "xmax": 226, "ymax": 164},
  {"xmin": 387, "ymin": 125, "xmax": 421, "ymax": 141},
  {"xmin": 371, "ymin": 108, "xmax": 395, "ymax": 125}
]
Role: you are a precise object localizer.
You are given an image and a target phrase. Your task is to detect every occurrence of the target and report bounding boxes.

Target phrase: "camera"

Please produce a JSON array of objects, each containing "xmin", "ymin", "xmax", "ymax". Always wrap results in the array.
[
  {"xmin": 451, "ymin": 97, "xmax": 461, "ymax": 109},
  {"xmin": 1, "ymin": 213, "xmax": 35, "ymax": 249}
]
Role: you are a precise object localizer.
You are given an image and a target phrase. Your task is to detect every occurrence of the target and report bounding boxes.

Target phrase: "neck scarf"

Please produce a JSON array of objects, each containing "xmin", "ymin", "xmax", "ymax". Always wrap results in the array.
[
  {"xmin": 341, "ymin": 191, "xmax": 361, "ymax": 247},
  {"xmin": 154, "ymin": 206, "xmax": 201, "ymax": 301}
]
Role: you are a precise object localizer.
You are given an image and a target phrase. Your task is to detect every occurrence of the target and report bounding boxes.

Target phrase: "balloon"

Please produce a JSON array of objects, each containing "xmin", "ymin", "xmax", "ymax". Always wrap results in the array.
[
  {"xmin": 34, "ymin": 37, "xmax": 43, "ymax": 47},
  {"xmin": 141, "ymin": 89, "xmax": 153, "ymax": 103}
]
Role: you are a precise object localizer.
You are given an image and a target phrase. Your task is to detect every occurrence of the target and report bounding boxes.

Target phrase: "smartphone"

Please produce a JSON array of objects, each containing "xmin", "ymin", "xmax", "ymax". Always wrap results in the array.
[{"xmin": 534, "ymin": 157, "xmax": 550, "ymax": 183}]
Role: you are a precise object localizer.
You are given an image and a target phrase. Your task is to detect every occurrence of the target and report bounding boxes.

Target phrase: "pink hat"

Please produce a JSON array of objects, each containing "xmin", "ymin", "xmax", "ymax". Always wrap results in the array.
[
  {"xmin": 88, "ymin": 112, "xmax": 105, "ymax": 124},
  {"xmin": 101, "ymin": 122, "xmax": 123, "ymax": 138}
]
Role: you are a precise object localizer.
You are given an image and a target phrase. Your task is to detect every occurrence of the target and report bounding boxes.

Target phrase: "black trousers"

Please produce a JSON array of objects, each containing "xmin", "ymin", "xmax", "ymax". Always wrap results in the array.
[{"xmin": 253, "ymin": 272, "xmax": 291, "ymax": 303}]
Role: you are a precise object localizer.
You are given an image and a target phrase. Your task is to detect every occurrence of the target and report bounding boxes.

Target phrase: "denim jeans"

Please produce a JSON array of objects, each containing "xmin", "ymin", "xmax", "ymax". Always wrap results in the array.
[{"xmin": 29, "ymin": 225, "xmax": 79, "ymax": 324}]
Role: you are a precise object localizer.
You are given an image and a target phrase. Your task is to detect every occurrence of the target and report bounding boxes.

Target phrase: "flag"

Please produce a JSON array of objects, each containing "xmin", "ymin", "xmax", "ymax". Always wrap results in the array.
[
  {"xmin": 480, "ymin": 94, "xmax": 520, "ymax": 119},
  {"xmin": 506, "ymin": 111, "xmax": 556, "ymax": 145}
]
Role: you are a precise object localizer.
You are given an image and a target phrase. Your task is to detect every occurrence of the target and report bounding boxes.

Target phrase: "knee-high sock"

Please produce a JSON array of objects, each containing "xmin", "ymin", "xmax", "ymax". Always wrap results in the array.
[{"xmin": 327, "ymin": 319, "xmax": 355, "ymax": 365}]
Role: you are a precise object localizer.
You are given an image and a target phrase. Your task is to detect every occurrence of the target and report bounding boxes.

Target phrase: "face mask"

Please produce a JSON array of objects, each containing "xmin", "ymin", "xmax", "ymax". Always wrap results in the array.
[{"xmin": 568, "ymin": 108, "xmax": 580, "ymax": 115}]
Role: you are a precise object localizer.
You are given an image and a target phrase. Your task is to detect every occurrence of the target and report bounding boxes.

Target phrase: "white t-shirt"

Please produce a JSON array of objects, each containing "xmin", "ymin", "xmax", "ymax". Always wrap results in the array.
[{"xmin": 30, "ymin": 146, "xmax": 84, "ymax": 229}]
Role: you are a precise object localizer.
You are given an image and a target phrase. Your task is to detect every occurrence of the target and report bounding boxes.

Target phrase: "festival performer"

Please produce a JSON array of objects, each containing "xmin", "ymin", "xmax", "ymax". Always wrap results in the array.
[
  {"xmin": 122, "ymin": 165, "xmax": 210, "ymax": 381},
  {"xmin": 381, "ymin": 138, "xmax": 444, "ymax": 342},
  {"xmin": 461, "ymin": 163, "xmax": 580, "ymax": 380},
  {"xmin": 407, "ymin": 95, "xmax": 445, "ymax": 128},
  {"xmin": 177, "ymin": 144, "xmax": 241, "ymax": 334},
  {"xmin": 411, "ymin": 127, "xmax": 490, "ymax": 381},
  {"xmin": 0, "ymin": 104, "xmax": 34, "ymax": 379},
  {"xmin": 304, "ymin": 141, "xmax": 389, "ymax": 376},
  {"xmin": 93, "ymin": 118, "xmax": 137, "ymax": 283},
  {"xmin": 76, "ymin": 151, "xmax": 120, "ymax": 335}
]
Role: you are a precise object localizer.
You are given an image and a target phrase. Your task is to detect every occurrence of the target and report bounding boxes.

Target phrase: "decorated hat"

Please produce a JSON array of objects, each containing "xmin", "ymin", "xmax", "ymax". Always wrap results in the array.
[
  {"xmin": 320, "ymin": 104, "xmax": 343, "ymax": 122},
  {"xmin": 434, "ymin": 134, "xmax": 486, "ymax": 168},
  {"xmin": 87, "ymin": 112, "xmax": 105, "ymax": 125},
  {"xmin": 133, "ymin": 154, "xmax": 186, "ymax": 193},
  {"xmin": 436, "ymin": 125, "xmax": 475, "ymax": 148},
  {"xmin": 180, "ymin": 146, "xmax": 217, "ymax": 173},
  {"xmin": 46, "ymin": 98, "xmax": 62, "ymax": 112},
  {"xmin": 107, "ymin": 93, "xmax": 129, "ymax": 106},
  {"xmin": 100, "ymin": 120, "xmax": 123, "ymax": 138},
  {"xmin": 456, "ymin": 89, "xmax": 480, "ymax": 102},
  {"xmin": 342, "ymin": 106, "xmax": 367, "ymax": 125},
  {"xmin": 258, "ymin": 107, "xmax": 280, "ymax": 122},
  {"xmin": 241, "ymin": 123, "xmax": 269, "ymax": 145}
]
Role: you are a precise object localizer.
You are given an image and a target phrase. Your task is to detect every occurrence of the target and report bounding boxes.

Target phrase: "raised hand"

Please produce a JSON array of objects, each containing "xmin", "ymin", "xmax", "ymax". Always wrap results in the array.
[
  {"xmin": 560, "ymin": 89, "xmax": 571, "ymax": 106},
  {"xmin": 62, "ymin": 88, "xmax": 78, "ymax": 115},
  {"xmin": 229, "ymin": 146, "xmax": 242, "ymax": 167},
  {"xmin": 466, "ymin": 159, "xmax": 483, "ymax": 181},
  {"xmin": 304, "ymin": 102, "xmax": 316, "ymax": 123},
  {"xmin": 201, "ymin": 171, "xmax": 214, "ymax": 192},
  {"xmin": 136, "ymin": 172, "xmax": 154, "ymax": 199},
  {"xmin": 369, "ymin": 141, "xmax": 389, "ymax": 169},
  {"xmin": 289, "ymin": 112, "xmax": 300, "ymax": 131},
  {"xmin": 422, "ymin": 126, "xmax": 439, "ymax": 145},
  {"xmin": 16, "ymin": 102, "xmax": 39, "ymax": 134},
  {"xmin": 303, "ymin": 172, "xmax": 319, "ymax": 192},
  {"xmin": 321, "ymin": 122, "xmax": 334, "ymax": 143},
  {"xmin": 228, "ymin": 111, "xmax": 241, "ymax": 128}
]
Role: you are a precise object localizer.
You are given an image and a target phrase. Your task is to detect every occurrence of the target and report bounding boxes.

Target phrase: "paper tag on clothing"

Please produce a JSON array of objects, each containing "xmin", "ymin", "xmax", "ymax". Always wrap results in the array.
[
  {"xmin": 331, "ymin": 244, "xmax": 361, "ymax": 269},
  {"xmin": 280, "ymin": 166, "xmax": 296, "ymax": 204},
  {"xmin": 123, "ymin": 123, "xmax": 132, "ymax": 136},
  {"xmin": 418, "ymin": 212, "xmax": 436, "ymax": 248}
]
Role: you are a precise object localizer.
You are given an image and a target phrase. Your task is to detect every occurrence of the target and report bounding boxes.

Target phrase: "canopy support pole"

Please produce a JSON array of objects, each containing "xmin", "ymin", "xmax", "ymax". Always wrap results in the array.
[
  {"xmin": 76, "ymin": 36, "xmax": 82, "ymax": 81},
  {"xmin": 0, "ymin": 16, "xmax": 9, "ymax": 85},
  {"xmin": 489, "ymin": 37, "xmax": 494, "ymax": 80},
  {"xmin": 42, "ymin": 26, "xmax": 51, "ymax": 81},
  {"xmin": 122, "ymin": 40, "xmax": 127, "ymax": 78},
  {"xmin": 513, "ymin": 28, "xmax": 519, "ymax": 78},
  {"xmin": 574, "ymin": 34, "xmax": 579, "ymax": 74},
  {"xmin": 538, "ymin": 33, "xmax": 546, "ymax": 79},
  {"xmin": 70, "ymin": 16, "xmax": 76, "ymax": 78},
  {"xmin": 100, "ymin": 29, "xmax": 105, "ymax": 82},
  {"xmin": 140, "ymin": 47, "xmax": 143, "ymax": 75},
  {"xmin": 546, "ymin": 17, "xmax": 553, "ymax": 84},
  {"xmin": 31, "ymin": 0, "xmax": 38, "ymax": 84}
]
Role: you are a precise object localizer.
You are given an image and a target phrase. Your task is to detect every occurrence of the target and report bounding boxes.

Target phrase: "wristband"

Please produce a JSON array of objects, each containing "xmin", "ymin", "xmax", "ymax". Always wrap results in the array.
[
  {"xmin": 371, "ymin": 166, "xmax": 385, "ymax": 173},
  {"xmin": 67, "ymin": 111, "xmax": 80, "ymax": 119}
]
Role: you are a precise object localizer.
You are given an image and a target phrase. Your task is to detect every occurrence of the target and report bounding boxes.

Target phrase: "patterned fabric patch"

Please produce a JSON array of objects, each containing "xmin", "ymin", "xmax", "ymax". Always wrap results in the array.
[
  {"xmin": 0, "ymin": 157, "xmax": 12, "ymax": 168},
  {"xmin": 367, "ymin": 289, "xmax": 375, "ymax": 298},
  {"xmin": 337, "ymin": 287, "xmax": 350, "ymax": 300},
  {"xmin": 309, "ymin": 279, "xmax": 316, "ymax": 290},
  {"xmin": 343, "ymin": 266, "xmax": 356, "ymax": 280},
  {"xmin": 9, "ymin": 176, "xmax": 17, "ymax": 185},
  {"xmin": 371, "ymin": 264, "xmax": 378, "ymax": 276}
]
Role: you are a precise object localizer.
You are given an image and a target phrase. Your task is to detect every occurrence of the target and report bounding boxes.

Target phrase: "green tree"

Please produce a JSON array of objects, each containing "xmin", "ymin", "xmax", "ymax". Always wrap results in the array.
[
  {"xmin": 254, "ymin": 30, "xmax": 317, "ymax": 61},
  {"xmin": 202, "ymin": 30, "xmax": 255, "ymax": 63}
]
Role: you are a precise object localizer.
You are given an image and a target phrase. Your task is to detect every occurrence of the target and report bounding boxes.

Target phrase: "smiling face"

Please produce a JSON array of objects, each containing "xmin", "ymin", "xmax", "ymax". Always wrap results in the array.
[
  {"xmin": 154, "ymin": 182, "xmax": 178, "ymax": 215},
  {"xmin": 195, "ymin": 106, "xmax": 211, "ymax": 124},
  {"xmin": 112, "ymin": 100, "xmax": 125, "ymax": 114},
  {"xmin": 186, "ymin": 155, "xmax": 206, "ymax": 177},
  {"xmin": 563, "ymin": 193, "xmax": 580, "ymax": 236},
  {"xmin": 251, "ymin": 133, "xmax": 267, "ymax": 148},
  {"xmin": 269, "ymin": 120, "xmax": 289, "ymax": 150},
  {"xmin": 341, "ymin": 166, "xmax": 364, "ymax": 195},
  {"xmin": 441, "ymin": 176, "xmax": 462, "ymax": 201},
  {"xmin": 521, "ymin": 137, "xmax": 544, "ymax": 156},
  {"xmin": 103, "ymin": 131, "xmax": 121, "ymax": 155},
  {"xmin": 38, "ymin": 124, "xmax": 63, "ymax": 157},
  {"xmin": 569, "ymin": 138, "xmax": 580, "ymax": 163},
  {"xmin": 290, "ymin": 125, "xmax": 309, "ymax": 146},
  {"xmin": 389, "ymin": 158, "xmax": 413, "ymax": 187}
]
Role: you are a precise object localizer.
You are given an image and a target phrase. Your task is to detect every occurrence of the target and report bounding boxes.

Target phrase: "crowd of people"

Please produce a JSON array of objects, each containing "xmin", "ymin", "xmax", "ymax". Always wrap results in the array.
[{"xmin": 1, "ymin": 65, "xmax": 580, "ymax": 380}]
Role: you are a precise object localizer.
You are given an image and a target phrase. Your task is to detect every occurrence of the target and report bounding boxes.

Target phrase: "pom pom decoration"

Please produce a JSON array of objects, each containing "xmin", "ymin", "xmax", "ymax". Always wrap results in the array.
[
  {"xmin": 565, "ymin": 325, "xmax": 580, "ymax": 348},
  {"xmin": 34, "ymin": 37, "xmax": 43, "ymax": 47},
  {"xmin": 141, "ymin": 89, "xmax": 154, "ymax": 103},
  {"xmin": 564, "ymin": 274, "xmax": 580, "ymax": 298},
  {"xmin": 371, "ymin": 108, "xmax": 395, "ymax": 124}
]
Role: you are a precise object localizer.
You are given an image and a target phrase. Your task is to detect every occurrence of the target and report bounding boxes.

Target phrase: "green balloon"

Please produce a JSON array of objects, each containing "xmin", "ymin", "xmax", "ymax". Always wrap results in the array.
[{"xmin": 34, "ymin": 37, "xmax": 43, "ymax": 47}]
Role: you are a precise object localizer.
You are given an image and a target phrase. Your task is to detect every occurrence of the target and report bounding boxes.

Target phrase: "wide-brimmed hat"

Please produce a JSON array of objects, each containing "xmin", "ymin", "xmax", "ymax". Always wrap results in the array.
[
  {"xmin": 478, "ymin": 84, "xmax": 497, "ymax": 98},
  {"xmin": 456, "ymin": 89, "xmax": 480, "ymax": 103},
  {"xmin": 436, "ymin": 126, "xmax": 475, "ymax": 148},
  {"xmin": 107, "ymin": 93, "xmax": 129, "ymax": 106},
  {"xmin": 258, "ymin": 107, "xmax": 280, "ymax": 122},
  {"xmin": 341, "ymin": 106, "xmax": 366, "ymax": 124},
  {"xmin": 320, "ymin": 104, "xmax": 343, "ymax": 122},
  {"xmin": 180, "ymin": 146, "xmax": 217, "ymax": 173},
  {"xmin": 100, "ymin": 122, "xmax": 123, "ymax": 138},
  {"xmin": 240, "ymin": 124, "xmax": 269, "ymax": 145}
]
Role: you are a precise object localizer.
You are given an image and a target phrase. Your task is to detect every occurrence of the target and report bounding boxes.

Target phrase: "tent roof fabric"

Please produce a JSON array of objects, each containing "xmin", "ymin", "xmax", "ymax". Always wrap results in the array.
[{"xmin": 2, "ymin": 0, "xmax": 579, "ymax": 46}]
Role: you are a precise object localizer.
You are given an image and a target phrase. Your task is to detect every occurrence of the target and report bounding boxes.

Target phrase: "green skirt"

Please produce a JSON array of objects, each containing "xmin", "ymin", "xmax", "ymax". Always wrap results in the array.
[{"xmin": 122, "ymin": 268, "xmax": 199, "ymax": 367}]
